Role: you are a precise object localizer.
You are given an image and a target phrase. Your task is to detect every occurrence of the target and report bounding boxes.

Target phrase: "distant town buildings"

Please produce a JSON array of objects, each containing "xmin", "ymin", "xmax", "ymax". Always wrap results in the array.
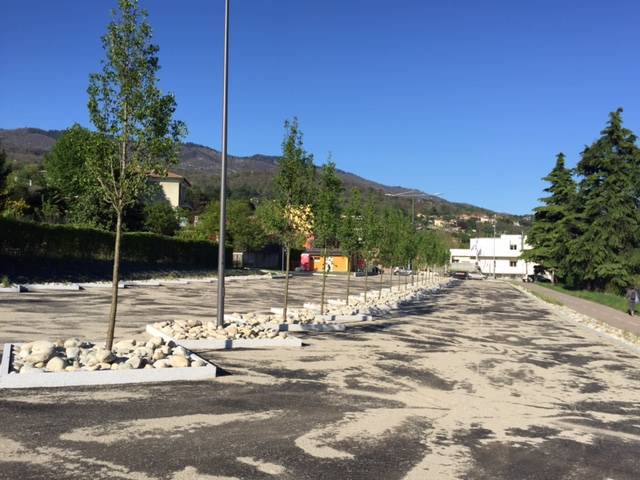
[{"xmin": 450, "ymin": 234, "xmax": 535, "ymax": 278}]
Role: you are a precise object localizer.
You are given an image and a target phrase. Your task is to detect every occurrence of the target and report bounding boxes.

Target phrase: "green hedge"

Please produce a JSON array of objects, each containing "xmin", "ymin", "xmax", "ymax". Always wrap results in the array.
[{"xmin": 0, "ymin": 218, "xmax": 230, "ymax": 267}]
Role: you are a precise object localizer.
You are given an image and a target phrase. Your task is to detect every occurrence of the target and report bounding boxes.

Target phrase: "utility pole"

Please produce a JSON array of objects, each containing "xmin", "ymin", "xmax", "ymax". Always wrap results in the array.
[{"xmin": 216, "ymin": 0, "xmax": 230, "ymax": 327}]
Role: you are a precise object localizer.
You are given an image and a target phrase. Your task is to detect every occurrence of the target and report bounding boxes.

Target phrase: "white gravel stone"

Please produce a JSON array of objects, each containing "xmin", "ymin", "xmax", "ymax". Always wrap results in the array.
[{"xmin": 45, "ymin": 356, "xmax": 66, "ymax": 372}]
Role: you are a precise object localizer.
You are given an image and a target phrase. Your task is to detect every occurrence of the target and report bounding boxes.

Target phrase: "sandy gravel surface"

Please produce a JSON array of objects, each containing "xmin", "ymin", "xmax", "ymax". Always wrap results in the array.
[{"xmin": 0, "ymin": 279, "xmax": 639, "ymax": 479}]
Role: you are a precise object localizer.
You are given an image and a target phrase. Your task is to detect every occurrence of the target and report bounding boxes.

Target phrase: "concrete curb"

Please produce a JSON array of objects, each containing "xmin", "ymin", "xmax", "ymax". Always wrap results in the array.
[
  {"xmin": 0, "ymin": 343, "xmax": 218, "ymax": 389},
  {"xmin": 0, "ymin": 286, "xmax": 23, "ymax": 293},
  {"xmin": 278, "ymin": 323, "xmax": 346, "ymax": 332},
  {"xmin": 146, "ymin": 324, "xmax": 303, "ymax": 350},
  {"xmin": 21, "ymin": 283, "xmax": 81, "ymax": 292}
]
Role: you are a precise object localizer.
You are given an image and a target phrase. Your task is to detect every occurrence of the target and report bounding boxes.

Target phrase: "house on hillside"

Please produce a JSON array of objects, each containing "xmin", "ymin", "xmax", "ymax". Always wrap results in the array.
[
  {"xmin": 148, "ymin": 172, "xmax": 191, "ymax": 209},
  {"xmin": 450, "ymin": 234, "xmax": 535, "ymax": 279}
]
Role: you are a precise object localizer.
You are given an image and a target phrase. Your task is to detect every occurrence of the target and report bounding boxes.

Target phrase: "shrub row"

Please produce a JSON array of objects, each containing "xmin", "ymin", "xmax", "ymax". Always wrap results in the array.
[{"xmin": 0, "ymin": 218, "xmax": 230, "ymax": 267}]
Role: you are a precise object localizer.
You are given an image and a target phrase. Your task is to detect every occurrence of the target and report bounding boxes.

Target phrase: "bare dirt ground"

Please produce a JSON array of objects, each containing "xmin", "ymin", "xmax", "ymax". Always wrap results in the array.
[{"xmin": 0, "ymin": 278, "xmax": 639, "ymax": 479}]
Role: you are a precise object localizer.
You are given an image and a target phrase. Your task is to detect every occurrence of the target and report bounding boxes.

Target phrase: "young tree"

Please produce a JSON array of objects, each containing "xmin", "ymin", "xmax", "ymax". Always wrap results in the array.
[
  {"xmin": 269, "ymin": 119, "xmax": 316, "ymax": 320},
  {"xmin": 360, "ymin": 194, "xmax": 381, "ymax": 301},
  {"xmin": 523, "ymin": 153, "xmax": 577, "ymax": 282},
  {"xmin": 338, "ymin": 189, "xmax": 363, "ymax": 304},
  {"xmin": 566, "ymin": 109, "xmax": 640, "ymax": 291},
  {"xmin": 315, "ymin": 161, "xmax": 343, "ymax": 314},
  {"xmin": 87, "ymin": 0, "xmax": 185, "ymax": 349}
]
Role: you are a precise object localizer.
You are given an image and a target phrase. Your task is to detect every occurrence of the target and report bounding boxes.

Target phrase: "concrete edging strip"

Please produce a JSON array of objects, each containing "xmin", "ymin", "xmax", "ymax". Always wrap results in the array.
[
  {"xmin": 278, "ymin": 323, "xmax": 346, "ymax": 332},
  {"xmin": 0, "ymin": 343, "xmax": 218, "ymax": 389},
  {"xmin": 146, "ymin": 324, "xmax": 303, "ymax": 350},
  {"xmin": 21, "ymin": 284, "xmax": 81, "ymax": 292}
]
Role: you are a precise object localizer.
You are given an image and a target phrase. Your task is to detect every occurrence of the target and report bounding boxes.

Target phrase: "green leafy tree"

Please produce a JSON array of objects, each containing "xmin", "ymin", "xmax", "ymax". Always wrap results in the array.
[
  {"xmin": 397, "ymin": 212, "xmax": 417, "ymax": 288},
  {"xmin": 315, "ymin": 160, "xmax": 343, "ymax": 313},
  {"xmin": 43, "ymin": 124, "xmax": 115, "ymax": 228},
  {"xmin": 566, "ymin": 109, "xmax": 640, "ymax": 291},
  {"xmin": 87, "ymin": 0, "xmax": 186, "ymax": 349},
  {"xmin": 266, "ymin": 119, "xmax": 316, "ymax": 320},
  {"xmin": 523, "ymin": 153, "xmax": 577, "ymax": 282},
  {"xmin": 227, "ymin": 200, "xmax": 268, "ymax": 252},
  {"xmin": 338, "ymin": 189, "xmax": 363, "ymax": 304},
  {"xmin": 360, "ymin": 194, "xmax": 381, "ymax": 301},
  {"xmin": 143, "ymin": 201, "xmax": 179, "ymax": 236}
]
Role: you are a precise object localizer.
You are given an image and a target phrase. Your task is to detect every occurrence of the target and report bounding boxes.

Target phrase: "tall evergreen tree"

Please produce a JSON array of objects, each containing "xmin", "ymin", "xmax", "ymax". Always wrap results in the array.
[
  {"xmin": 567, "ymin": 108, "xmax": 640, "ymax": 290},
  {"xmin": 524, "ymin": 153, "xmax": 577, "ymax": 282}
]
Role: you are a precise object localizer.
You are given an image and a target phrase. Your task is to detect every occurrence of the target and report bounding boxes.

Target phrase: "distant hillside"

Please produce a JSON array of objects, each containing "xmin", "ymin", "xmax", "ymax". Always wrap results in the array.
[{"xmin": 0, "ymin": 127, "xmax": 502, "ymax": 217}]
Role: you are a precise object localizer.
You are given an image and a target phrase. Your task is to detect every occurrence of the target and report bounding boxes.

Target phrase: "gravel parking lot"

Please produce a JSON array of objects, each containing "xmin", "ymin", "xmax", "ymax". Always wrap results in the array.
[{"xmin": 0, "ymin": 278, "xmax": 639, "ymax": 479}]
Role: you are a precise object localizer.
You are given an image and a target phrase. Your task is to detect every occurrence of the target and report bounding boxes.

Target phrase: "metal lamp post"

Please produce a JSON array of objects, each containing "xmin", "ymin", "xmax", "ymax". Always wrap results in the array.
[{"xmin": 217, "ymin": 0, "xmax": 230, "ymax": 327}]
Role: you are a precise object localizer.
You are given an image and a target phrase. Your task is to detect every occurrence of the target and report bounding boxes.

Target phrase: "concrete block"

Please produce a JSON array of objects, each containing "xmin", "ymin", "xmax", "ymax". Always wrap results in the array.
[
  {"xmin": 0, "ymin": 343, "xmax": 218, "ymax": 389},
  {"xmin": 303, "ymin": 302, "xmax": 321, "ymax": 311},
  {"xmin": 146, "ymin": 325, "xmax": 303, "ymax": 350}
]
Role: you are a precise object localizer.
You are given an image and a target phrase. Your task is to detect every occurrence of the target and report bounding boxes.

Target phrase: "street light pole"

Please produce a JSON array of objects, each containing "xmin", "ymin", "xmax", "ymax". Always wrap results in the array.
[
  {"xmin": 217, "ymin": 0, "xmax": 230, "ymax": 328},
  {"xmin": 492, "ymin": 219, "xmax": 496, "ymax": 280}
]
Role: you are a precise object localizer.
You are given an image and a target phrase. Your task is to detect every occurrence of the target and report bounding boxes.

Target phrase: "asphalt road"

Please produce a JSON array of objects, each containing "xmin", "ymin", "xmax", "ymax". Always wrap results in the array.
[{"xmin": 0, "ymin": 279, "xmax": 639, "ymax": 479}]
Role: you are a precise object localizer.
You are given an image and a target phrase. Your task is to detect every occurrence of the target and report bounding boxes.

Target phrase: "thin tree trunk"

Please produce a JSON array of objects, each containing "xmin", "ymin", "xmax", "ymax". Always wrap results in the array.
[
  {"xmin": 345, "ymin": 254, "xmax": 351, "ymax": 305},
  {"xmin": 378, "ymin": 264, "xmax": 384, "ymax": 299},
  {"xmin": 106, "ymin": 208, "xmax": 123, "ymax": 350},
  {"xmin": 320, "ymin": 246, "xmax": 328, "ymax": 315},
  {"xmin": 283, "ymin": 245, "xmax": 291, "ymax": 322},
  {"xmin": 364, "ymin": 259, "xmax": 368, "ymax": 303}
]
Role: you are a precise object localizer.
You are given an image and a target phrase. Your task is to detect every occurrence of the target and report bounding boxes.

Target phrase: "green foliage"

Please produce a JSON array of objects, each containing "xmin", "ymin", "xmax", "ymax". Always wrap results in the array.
[
  {"xmin": 528, "ymin": 108, "xmax": 640, "ymax": 292},
  {"xmin": 0, "ymin": 217, "xmax": 223, "ymax": 267},
  {"xmin": 265, "ymin": 119, "xmax": 316, "ymax": 251},
  {"xmin": 275, "ymin": 118, "xmax": 316, "ymax": 208},
  {"xmin": 142, "ymin": 201, "xmax": 179, "ymax": 236},
  {"xmin": 524, "ymin": 153, "xmax": 577, "ymax": 279},
  {"xmin": 44, "ymin": 124, "xmax": 94, "ymax": 203},
  {"xmin": 0, "ymin": 142, "xmax": 9, "ymax": 202},
  {"xmin": 338, "ymin": 189, "xmax": 363, "ymax": 258},
  {"xmin": 360, "ymin": 194, "xmax": 381, "ymax": 263},
  {"xmin": 415, "ymin": 230, "xmax": 450, "ymax": 267},
  {"xmin": 314, "ymin": 161, "xmax": 343, "ymax": 249},
  {"xmin": 180, "ymin": 199, "xmax": 268, "ymax": 251},
  {"xmin": 86, "ymin": 0, "xmax": 186, "ymax": 215}
]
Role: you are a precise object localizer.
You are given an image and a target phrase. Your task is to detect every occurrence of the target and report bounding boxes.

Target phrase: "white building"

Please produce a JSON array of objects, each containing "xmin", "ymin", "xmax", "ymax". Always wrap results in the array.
[
  {"xmin": 450, "ymin": 234, "xmax": 535, "ymax": 279},
  {"xmin": 148, "ymin": 172, "xmax": 191, "ymax": 209}
]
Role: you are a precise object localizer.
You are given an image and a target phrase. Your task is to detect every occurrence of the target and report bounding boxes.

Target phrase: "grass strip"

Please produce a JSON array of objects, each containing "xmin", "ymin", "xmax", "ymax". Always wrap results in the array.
[{"xmin": 537, "ymin": 283, "xmax": 628, "ymax": 313}]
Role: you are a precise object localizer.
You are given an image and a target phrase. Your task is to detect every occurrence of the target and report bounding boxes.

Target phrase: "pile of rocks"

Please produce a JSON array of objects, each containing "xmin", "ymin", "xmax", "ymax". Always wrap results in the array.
[
  {"xmin": 154, "ymin": 317, "xmax": 290, "ymax": 341},
  {"xmin": 12, "ymin": 337, "xmax": 207, "ymax": 374}
]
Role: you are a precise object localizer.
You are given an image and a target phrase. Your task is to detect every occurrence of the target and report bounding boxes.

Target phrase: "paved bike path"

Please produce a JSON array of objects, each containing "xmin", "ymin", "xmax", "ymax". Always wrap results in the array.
[{"xmin": 524, "ymin": 282, "xmax": 640, "ymax": 336}]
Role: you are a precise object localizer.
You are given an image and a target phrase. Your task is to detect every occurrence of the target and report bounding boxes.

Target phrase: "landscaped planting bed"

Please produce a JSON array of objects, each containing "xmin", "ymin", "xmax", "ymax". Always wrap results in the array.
[{"xmin": 0, "ymin": 337, "xmax": 218, "ymax": 389}]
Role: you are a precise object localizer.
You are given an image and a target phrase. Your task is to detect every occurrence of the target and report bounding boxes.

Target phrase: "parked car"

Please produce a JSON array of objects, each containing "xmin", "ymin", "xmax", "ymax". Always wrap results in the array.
[
  {"xmin": 527, "ymin": 274, "xmax": 551, "ymax": 283},
  {"xmin": 452, "ymin": 271, "xmax": 469, "ymax": 280},
  {"xmin": 468, "ymin": 272, "xmax": 486, "ymax": 280},
  {"xmin": 393, "ymin": 267, "xmax": 412, "ymax": 276}
]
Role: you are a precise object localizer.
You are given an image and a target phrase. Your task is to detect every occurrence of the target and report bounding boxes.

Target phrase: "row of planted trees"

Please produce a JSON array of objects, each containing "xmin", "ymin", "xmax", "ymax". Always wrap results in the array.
[
  {"xmin": 54, "ymin": 0, "xmax": 448, "ymax": 347},
  {"xmin": 264, "ymin": 119, "xmax": 450, "ymax": 317},
  {"xmin": 525, "ymin": 108, "xmax": 640, "ymax": 292}
]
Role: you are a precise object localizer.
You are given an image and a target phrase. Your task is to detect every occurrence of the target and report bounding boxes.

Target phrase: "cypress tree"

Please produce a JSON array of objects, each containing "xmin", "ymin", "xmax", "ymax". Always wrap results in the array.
[
  {"xmin": 567, "ymin": 108, "xmax": 640, "ymax": 290},
  {"xmin": 525, "ymin": 153, "xmax": 577, "ymax": 282}
]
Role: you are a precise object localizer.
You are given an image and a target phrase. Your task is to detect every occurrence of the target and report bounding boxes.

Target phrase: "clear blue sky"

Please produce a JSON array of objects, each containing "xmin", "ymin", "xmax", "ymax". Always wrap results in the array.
[{"xmin": 2, "ymin": 0, "xmax": 640, "ymax": 214}]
